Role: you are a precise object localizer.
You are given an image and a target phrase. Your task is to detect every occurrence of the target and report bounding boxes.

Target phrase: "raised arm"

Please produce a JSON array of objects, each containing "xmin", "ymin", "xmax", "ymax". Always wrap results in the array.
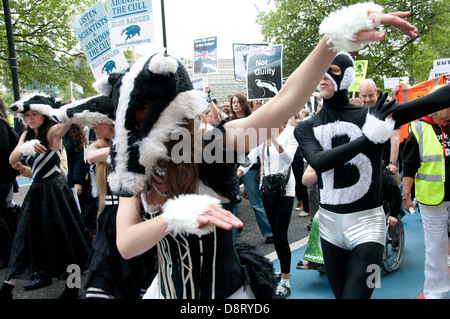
[
  {"xmin": 392, "ymin": 84, "xmax": 450, "ymax": 127},
  {"xmin": 224, "ymin": 9, "xmax": 417, "ymax": 152},
  {"xmin": 86, "ymin": 141, "xmax": 110, "ymax": 164},
  {"xmin": 47, "ymin": 123, "xmax": 71, "ymax": 151}
]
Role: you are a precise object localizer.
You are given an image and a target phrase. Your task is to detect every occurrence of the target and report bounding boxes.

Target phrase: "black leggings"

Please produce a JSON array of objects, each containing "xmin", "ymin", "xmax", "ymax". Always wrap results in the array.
[
  {"xmin": 263, "ymin": 196, "xmax": 294, "ymax": 274},
  {"xmin": 321, "ymin": 239, "xmax": 384, "ymax": 299}
]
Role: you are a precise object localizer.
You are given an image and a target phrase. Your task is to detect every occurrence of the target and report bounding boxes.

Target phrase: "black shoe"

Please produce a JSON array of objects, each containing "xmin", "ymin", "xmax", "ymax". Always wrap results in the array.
[
  {"xmin": 273, "ymin": 283, "xmax": 291, "ymax": 299},
  {"xmin": 265, "ymin": 236, "xmax": 274, "ymax": 244},
  {"xmin": 23, "ymin": 276, "xmax": 52, "ymax": 291}
]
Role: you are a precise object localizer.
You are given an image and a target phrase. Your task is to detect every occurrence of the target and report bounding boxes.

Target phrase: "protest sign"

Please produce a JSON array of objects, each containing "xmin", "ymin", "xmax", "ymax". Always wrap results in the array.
[
  {"xmin": 246, "ymin": 45, "xmax": 283, "ymax": 100},
  {"xmin": 194, "ymin": 37, "xmax": 218, "ymax": 75},
  {"xmin": 383, "ymin": 77, "xmax": 400, "ymax": 90},
  {"xmin": 72, "ymin": 1, "xmax": 128, "ymax": 80},
  {"xmin": 191, "ymin": 76, "xmax": 208, "ymax": 92},
  {"xmin": 232, "ymin": 43, "xmax": 267, "ymax": 82},
  {"xmin": 349, "ymin": 60, "xmax": 368, "ymax": 92},
  {"xmin": 107, "ymin": 0, "xmax": 155, "ymax": 49}
]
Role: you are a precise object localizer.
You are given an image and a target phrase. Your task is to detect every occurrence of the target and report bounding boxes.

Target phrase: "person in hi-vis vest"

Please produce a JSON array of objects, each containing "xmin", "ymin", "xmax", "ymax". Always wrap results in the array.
[{"xmin": 402, "ymin": 85, "xmax": 450, "ymax": 299}]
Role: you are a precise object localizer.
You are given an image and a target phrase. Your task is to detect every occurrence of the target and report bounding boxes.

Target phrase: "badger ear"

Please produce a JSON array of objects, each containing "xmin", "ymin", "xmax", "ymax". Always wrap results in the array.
[
  {"xmin": 93, "ymin": 71, "xmax": 125, "ymax": 96},
  {"xmin": 148, "ymin": 53, "xmax": 178, "ymax": 75},
  {"xmin": 52, "ymin": 97, "xmax": 62, "ymax": 109},
  {"xmin": 93, "ymin": 75, "xmax": 113, "ymax": 96}
]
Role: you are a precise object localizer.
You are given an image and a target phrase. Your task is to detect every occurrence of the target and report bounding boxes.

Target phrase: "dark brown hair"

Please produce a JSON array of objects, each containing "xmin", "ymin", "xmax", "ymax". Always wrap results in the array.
[{"xmin": 229, "ymin": 93, "xmax": 252, "ymax": 120}]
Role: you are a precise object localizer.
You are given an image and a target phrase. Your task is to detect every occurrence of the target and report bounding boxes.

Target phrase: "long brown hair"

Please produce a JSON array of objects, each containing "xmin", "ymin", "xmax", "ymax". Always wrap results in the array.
[
  {"xmin": 229, "ymin": 93, "xmax": 252, "ymax": 120},
  {"xmin": 0, "ymin": 98, "xmax": 7, "ymax": 119},
  {"xmin": 96, "ymin": 138, "xmax": 112, "ymax": 216},
  {"xmin": 140, "ymin": 118, "xmax": 200, "ymax": 210},
  {"xmin": 67, "ymin": 124, "xmax": 88, "ymax": 152}
]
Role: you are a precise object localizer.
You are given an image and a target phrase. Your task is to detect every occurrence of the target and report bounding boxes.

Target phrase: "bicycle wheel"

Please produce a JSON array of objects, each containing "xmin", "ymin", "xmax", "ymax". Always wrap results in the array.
[{"xmin": 381, "ymin": 218, "xmax": 405, "ymax": 273}]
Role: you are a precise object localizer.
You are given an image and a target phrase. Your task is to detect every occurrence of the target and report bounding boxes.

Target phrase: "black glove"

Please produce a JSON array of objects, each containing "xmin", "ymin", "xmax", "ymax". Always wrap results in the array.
[
  {"xmin": 362, "ymin": 93, "xmax": 398, "ymax": 144},
  {"xmin": 371, "ymin": 92, "xmax": 399, "ymax": 121}
]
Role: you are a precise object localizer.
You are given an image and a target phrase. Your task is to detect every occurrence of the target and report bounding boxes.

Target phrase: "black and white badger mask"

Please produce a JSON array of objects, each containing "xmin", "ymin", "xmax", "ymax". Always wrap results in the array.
[
  {"xmin": 324, "ymin": 51, "xmax": 355, "ymax": 93},
  {"xmin": 10, "ymin": 93, "xmax": 61, "ymax": 126},
  {"xmin": 93, "ymin": 52, "xmax": 207, "ymax": 197}
]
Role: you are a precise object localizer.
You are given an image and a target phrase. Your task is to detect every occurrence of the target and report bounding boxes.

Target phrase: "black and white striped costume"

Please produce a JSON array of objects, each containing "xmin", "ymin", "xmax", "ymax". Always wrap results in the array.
[
  {"xmin": 5, "ymin": 149, "xmax": 91, "ymax": 281},
  {"xmin": 141, "ymin": 182, "xmax": 248, "ymax": 299}
]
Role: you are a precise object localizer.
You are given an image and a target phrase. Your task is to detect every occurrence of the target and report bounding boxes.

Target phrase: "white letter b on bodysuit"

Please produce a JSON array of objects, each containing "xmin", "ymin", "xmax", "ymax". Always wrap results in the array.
[{"xmin": 313, "ymin": 121, "xmax": 372, "ymax": 205}]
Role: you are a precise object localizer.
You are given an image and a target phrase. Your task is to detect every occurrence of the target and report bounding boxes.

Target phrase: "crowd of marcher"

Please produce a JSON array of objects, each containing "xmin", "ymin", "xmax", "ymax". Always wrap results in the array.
[{"xmin": 0, "ymin": 3, "xmax": 449, "ymax": 300}]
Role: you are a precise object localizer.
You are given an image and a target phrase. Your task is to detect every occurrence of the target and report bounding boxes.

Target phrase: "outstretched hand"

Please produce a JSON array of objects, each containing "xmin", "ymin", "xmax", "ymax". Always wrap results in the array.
[
  {"xmin": 198, "ymin": 205, "xmax": 243, "ymax": 231},
  {"xmin": 372, "ymin": 92, "xmax": 400, "ymax": 121},
  {"xmin": 355, "ymin": 11, "xmax": 417, "ymax": 43}
]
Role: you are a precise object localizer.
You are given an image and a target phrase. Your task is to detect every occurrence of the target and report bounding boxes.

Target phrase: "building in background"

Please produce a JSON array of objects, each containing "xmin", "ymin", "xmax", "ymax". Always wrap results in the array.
[{"xmin": 182, "ymin": 58, "xmax": 247, "ymax": 106}]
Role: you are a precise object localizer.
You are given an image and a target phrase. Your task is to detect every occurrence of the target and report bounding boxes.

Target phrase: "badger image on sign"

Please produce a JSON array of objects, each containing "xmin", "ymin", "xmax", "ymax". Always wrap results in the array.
[{"xmin": 246, "ymin": 45, "xmax": 283, "ymax": 100}]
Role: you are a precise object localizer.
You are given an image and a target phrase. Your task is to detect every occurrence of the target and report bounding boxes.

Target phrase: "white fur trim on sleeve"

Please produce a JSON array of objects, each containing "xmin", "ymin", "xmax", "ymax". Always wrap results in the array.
[
  {"xmin": 19, "ymin": 139, "xmax": 40, "ymax": 156},
  {"xmin": 319, "ymin": 2, "xmax": 384, "ymax": 52},
  {"xmin": 162, "ymin": 194, "xmax": 222, "ymax": 236},
  {"xmin": 362, "ymin": 112, "xmax": 395, "ymax": 144}
]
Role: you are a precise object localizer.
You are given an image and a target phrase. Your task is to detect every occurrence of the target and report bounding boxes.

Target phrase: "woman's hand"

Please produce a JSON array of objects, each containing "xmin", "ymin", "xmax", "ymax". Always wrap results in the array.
[
  {"xmin": 356, "ymin": 11, "xmax": 417, "ymax": 42},
  {"xmin": 11, "ymin": 162, "xmax": 24, "ymax": 172},
  {"xmin": 34, "ymin": 142, "xmax": 47, "ymax": 154},
  {"xmin": 197, "ymin": 205, "xmax": 243, "ymax": 231},
  {"xmin": 402, "ymin": 198, "xmax": 415, "ymax": 215},
  {"xmin": 387, "ymin": 215, "xmax": 398, "ymax": 227},
  {"xmin": 73, "ymin": 183, "xmax": 82, "ymax": 195}
]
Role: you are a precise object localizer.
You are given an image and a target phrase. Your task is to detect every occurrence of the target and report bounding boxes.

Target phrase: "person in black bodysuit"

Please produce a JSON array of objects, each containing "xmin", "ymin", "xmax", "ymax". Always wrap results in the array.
[{"xmin": 295, "ymin": 52, "xmax": 450, "ymax": 299}]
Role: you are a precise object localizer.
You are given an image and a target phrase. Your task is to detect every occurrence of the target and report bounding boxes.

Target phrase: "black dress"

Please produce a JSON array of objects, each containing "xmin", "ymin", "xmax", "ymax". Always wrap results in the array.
[
  {"xmin": 5, "ymin": 149, "xmax": 91, "ymax": 280},
  {"xmin": 84, "ymin": 189, "xmax": 157, "ymax": 298}
]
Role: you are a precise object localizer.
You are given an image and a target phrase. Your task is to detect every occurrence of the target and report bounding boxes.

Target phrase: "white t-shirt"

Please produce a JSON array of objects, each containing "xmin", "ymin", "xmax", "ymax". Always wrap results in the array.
[{"xmin": 239, "ymin": 125, "xmax": 297, "ymax": 197}]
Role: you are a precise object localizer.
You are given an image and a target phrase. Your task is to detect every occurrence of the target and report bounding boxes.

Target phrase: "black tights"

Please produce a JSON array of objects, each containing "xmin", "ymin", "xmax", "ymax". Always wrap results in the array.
[
  {"xmin": 321, "ymin": 239, "xmax": 384, "ymax": 299},
  {"xmin": 263, "ymin": 196, "xmax": 294, "ymax": 274}
]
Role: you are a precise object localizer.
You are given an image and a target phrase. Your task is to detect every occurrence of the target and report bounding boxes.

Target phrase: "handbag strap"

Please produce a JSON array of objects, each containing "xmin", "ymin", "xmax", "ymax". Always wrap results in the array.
[{"xmin": 262, "ymin": 141, "xmax": 292, "ymax": 181}]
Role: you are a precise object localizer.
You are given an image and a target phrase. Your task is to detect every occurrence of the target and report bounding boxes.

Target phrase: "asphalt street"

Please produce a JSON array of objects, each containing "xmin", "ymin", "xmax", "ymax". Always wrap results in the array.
[{"xmin": 1, "ymin": 183, "xmax": 311, "ymax": 299}]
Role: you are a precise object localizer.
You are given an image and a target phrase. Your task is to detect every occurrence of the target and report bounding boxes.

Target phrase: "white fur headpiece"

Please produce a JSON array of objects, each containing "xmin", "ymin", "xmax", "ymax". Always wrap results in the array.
[{"xmin": 10, "ymin": 93, "xmax": 61, "ymax": 126}]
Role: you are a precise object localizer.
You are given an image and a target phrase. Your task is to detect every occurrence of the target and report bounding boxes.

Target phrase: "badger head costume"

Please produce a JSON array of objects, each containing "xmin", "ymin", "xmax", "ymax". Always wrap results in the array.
[
  {"xmin": 93, "ymin": 52, "xmax": 207, "ymax": 197},
  {"xmin": 10, "ymin": 93, "xmax": 61, "ymax": 126},
  {"xmin": 50, "ymin": 95, "xmax": 116, "ymax": 127}
]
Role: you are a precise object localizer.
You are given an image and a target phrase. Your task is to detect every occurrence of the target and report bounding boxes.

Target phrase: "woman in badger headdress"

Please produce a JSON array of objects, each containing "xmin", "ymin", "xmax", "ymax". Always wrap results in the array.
[
  {"xmin": 51, "ymin": 95, "xmax": 158, "ymax": 299},
  {"xmin": 0, "ymin": 94, "xmax": 91, "ymax": 299},
  {"xmin": 94, "ymin": 6, "xmax": 419, "ymax": 299}
]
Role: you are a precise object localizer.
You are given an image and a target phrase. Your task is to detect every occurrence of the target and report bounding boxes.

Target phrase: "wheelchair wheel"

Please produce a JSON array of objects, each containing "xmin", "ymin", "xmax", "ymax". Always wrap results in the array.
[{"xmin": 381, "ymin": 218, "xmax": 405, "ymax": 273}]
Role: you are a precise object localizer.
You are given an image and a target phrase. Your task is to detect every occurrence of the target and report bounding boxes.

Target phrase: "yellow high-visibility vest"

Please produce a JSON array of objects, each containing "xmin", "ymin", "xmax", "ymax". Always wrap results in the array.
[{"xmin": 410, "ymin": 120, "xmax": 446, "ymax": 205}]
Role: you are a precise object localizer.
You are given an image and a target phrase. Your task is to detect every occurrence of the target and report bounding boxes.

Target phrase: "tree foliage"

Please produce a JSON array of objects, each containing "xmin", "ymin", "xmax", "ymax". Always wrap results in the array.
[
  {"xmin": 0, "ymin": 0, "xmax": 97, "ymax": 100},
  {"xmin": 256, "ymin": 0, "xmax": 450, "ymax": 90}
]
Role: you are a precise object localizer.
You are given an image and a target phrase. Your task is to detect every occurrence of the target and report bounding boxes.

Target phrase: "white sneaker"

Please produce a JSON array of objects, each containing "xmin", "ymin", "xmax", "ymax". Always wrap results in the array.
[{"xmin": 299, "ymin": 211, "xmax": 310, "ymax": 217}]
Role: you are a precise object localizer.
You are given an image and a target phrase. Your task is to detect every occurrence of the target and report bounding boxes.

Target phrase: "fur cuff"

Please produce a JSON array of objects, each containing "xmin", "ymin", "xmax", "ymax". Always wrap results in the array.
[
  {"xmin": 362, "ymin": 112, "xmax": 395, "ymax": 144},
  {"xmin": 19, "ymin": 139, "xmax": 40, "ymax": 156},
  {"xmin": 162, "ymin": 194, "xmax": 222, "ymax": 236},
  {"xmin": 319, "ymin": 2, "xmax": 384, "ymax": 52}
]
